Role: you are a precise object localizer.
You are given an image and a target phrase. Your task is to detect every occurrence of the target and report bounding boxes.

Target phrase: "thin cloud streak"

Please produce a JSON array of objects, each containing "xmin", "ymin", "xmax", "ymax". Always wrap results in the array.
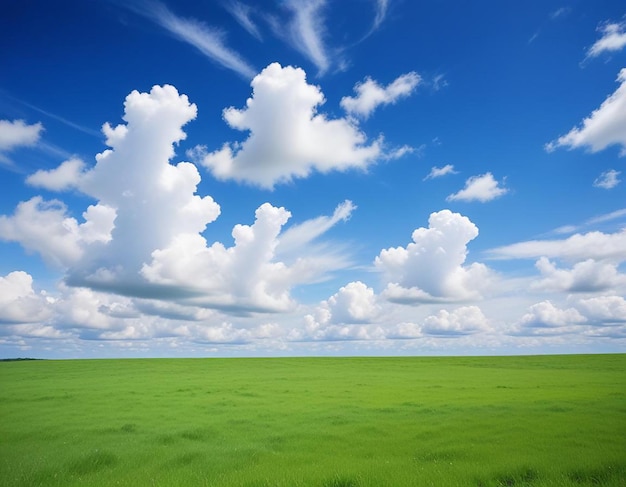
[
  {"xmin": 225, "ymin": 1, "xmax": 262, "ymax": 40},
  {"xmin": 283, "ymin": 0, "xmax": 330, "ymax": 75},
  {"xmin": 126, "ymin": 0, "xmax": 256, "ymax": 79}
]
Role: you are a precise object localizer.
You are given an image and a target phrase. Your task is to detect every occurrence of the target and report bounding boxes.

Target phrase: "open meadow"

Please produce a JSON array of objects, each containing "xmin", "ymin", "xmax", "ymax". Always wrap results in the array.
[{"xmin": 1, "ymin": 355, "xmax": 625, "ymax": 486}]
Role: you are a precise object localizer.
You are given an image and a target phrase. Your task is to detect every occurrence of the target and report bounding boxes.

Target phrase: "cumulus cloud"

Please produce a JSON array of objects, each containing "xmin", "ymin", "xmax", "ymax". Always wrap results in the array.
[
  {"xmin": 376, "ymin": 210, "xmax": 495, "ymax": 303},
  {"xmin": 447, "ymin": 173, "xmax": 508, "ymax": 202},
  {"xmin": 593, "ymin": 169, "xmax": 621, "ymax": 189},
  {"xmin": 0, "ymin": 119, "xmax": 43, "ymax": 151},
  {"xmin": 488, "ymin": 228, "xmax": 626, "ymax": 262},
  {"xmin": 0, "ymin": 271, "xmax": 52, "ymax": 324},
  {"xmin": 142, "ymin": 199, "xmax": 358, "ymax": 314},
  {"xmin": 3, "ymin": 84, "xmax": 362, "ymax": 322},
  {"xmin": 324, "ymin": 281, "xmax": 380, "ymax": 324},
  {"xmin": 65, "ymin": 85, "xmax": 223, "ymax": 296},
  {"xmin": 423, "ymin": 164, "xmax": 457, "ymax": 180},
  {"xmin": 421, "ymin": 306, "xmax": 490, "ymax": 336},
  {"xmin": 198, "ymin": 63, "xmax": 382, "ymax": 188},
  {"xmin": 141, "ymin": 203, "xmax": 294, "ymax": 313},
  {"xmin": 0, "ymin": 197, "xmax": 115, "ymax": 268},
  {"xmin": 546, "ymin": 69, "xmax": 626, "ymax": 156},
  {"xmin": 586, "ymin": 20, "xmax": 626, "ymax": 59},
  {"xmin": 576, "ymin": 295, "xmax": 626, "ymax": 324},
  {"xmin": 126, "ymin": 0, "xmax": 256, "ymax": 79},
  {"xmin": 340, "ymin": 72, "xmax": 421, "ymax": 119},
  {"xmin": 26, "ymin": 157, "xmax": 87, "ymax": 191},
  {"xmin": 289, "ymin": 281, "xmax": 382, "ymax": 341},
  {"xmin": 533, "ymin": 257, "xmax": 626, "ymax": 293},
  {"xmin": 517, "ymin": 300, "xmax": 587, "ymax": 329}
]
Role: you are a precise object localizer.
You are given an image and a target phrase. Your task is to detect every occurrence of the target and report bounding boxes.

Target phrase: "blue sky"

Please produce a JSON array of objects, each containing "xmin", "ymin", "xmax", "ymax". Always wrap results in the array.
[{"xmin": 0, "ymin": 0, "xmax": 625, "ymax": 358}]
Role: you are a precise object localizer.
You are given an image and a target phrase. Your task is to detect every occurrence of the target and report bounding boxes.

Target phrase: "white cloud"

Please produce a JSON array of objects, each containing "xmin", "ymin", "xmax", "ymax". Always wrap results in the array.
[
  {"xmin": 141, "ymin": 199, "xmax": 355, "ymax": 314},
  {"xmin": 586, "ymin": 20, "xmax": 626, "ymax": 58},
  {"xmin": 550, "ymin": 7, "xmax": 571, "ymax": 20},
  {"xmin": 593, "ymin": 169, "xmax": 621, "ymax": 189},
  {"xmin": 533, "ymin": 257, "xmax": 626, "ymax": 293},
  {"xmin": 226, "ymin": 1, "xmax": 262, "ymax": 40},
  {"xmin": 325, "ymin": 281, "xmax": 379, "ymax": 324},
  {"xmin": 128, "ymin": 0, "xmax": 256, "ymax": 79},
  {"xmin": 0, "ymin": 197, "xmax": 115, "ymax": 268},
  {"xmin": 3, "ymin": 84, "xmax": 362, "ymax": 321},
  {"xmin": 67, "ymin": 85, "xmax": 222, "ymax": 295},
  {"xmin": 421, "ymin": 306, "xmax": 490, "ymax": 336},
  {"xmin": 340, "ymin": 72, "xmax": 421, "ymax": 119},
  {"xmin": 375, "ymin": 210, "xmax": 495, "ymax": 303},
  {"xmin": 577, "ymin": 295, "xmax": 626, "ymax": 323},
  {"xmin": 431, "ymin": 74, "xmax": 448, "ymax": 91},
  {"xmin": 546, "ymin": 69, "xmax": 626, "ymax": 156},
  {"xmin": 141, "ymin": 203, "xmax": 294, "ymax": 313},
  {"xmin": 488, "ymin": 229, "xmax": 626, "ymax": 262},
  {"xmin": 447, "ymin": 173, "xmax": 508, "ymax": 202},
  {"xmin": 423, "ymin": 164, "xmax": 457, "ymax": 180},
  {"xmin": 26, "ymin": 157, "xmax": 86, "ymax": 191},
  {"xmin": 277, "ymin": 200, "xmax": 355, "ymax": 255},
  {"xmin": 518, "ymin": 300, "xmax": 587, "ymax": 328},
  {"xmin": 0, "ymin": 119, "xmax": 43, "ymax": 165},
  {"xmin": 0, "ymin": 271, "xmax": 52, "ymax": 324},
  {"xmin": 0, "ymin": 119, "xmax": 43, "ymax": 151},
  {"xmin": 198, "ymin": 63, "xmax": 382, "ymax": 188},
  {"xmin": 288, "ymin": 281, "xmax": 382, "ymax": 342},
  {"xmin": 281, "ymin": 0, "xmax": 331, "ymax": 75},
  {"xmin": 371, "ymin": 0, "xmax": 390, "ymax": 32}
]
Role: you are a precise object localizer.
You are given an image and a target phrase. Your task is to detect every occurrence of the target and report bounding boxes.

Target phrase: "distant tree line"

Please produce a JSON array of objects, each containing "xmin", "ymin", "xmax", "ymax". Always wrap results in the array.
[{"xmin": 0, "ymin": 357, "xmax": 44, "ymax": 362}]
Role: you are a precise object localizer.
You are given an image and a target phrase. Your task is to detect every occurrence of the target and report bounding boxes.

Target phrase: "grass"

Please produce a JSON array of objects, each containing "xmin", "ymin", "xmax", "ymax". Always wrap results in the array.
[{"xmin": 1, "ymin": 354, "xmax": 625, "ymax": 486}]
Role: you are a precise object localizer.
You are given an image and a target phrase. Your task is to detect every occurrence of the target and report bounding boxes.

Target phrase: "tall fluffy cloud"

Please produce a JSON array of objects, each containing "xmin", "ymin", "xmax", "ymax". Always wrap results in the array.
[
  {"xmin": 340, "ymin": 72, "xmax": 421, "ymax": 119},
  {"xmin": 376, "ymin": 210, "xmax": 494, "ymax": 303},
  {"xmin": 546, "ymin": 69, "xmax": 626, "ymax": 155},
  {"xmin": 141, "ymin": 203, "xmax": 293, "ymax": 313},
  {"xmin": 447, "ymin": 173, "xmax": 508, "ymax": 203},
  {"xmin": 67, "ymin": 85, "xmax": 222, "ymax": 294},
  {"xmin": 198, "ymin": 63, "xmax": 382, "ymax": 188},
  {"xmin": 141, "ymin": 200, "xmax": 355, "ymax": 314}
]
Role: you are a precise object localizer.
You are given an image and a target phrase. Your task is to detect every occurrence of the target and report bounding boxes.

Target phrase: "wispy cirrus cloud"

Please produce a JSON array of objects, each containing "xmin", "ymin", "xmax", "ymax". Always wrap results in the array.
[
  {"xmin": 224, "ymin": 1, "xmax": 262, "ymax": 40},
  {"xmin": 125, "ymin": 0, "xmax": 256, "ymax": 79},
  {"xmin": 281, "ymin": 0, "xmax": 331, "ymax": 75}
]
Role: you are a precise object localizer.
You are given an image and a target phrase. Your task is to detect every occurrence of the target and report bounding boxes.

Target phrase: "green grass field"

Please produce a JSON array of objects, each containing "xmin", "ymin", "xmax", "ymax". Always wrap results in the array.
[{"xmin": 1, "ymin": 355, "xmax": 625, "ymax": 486}]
